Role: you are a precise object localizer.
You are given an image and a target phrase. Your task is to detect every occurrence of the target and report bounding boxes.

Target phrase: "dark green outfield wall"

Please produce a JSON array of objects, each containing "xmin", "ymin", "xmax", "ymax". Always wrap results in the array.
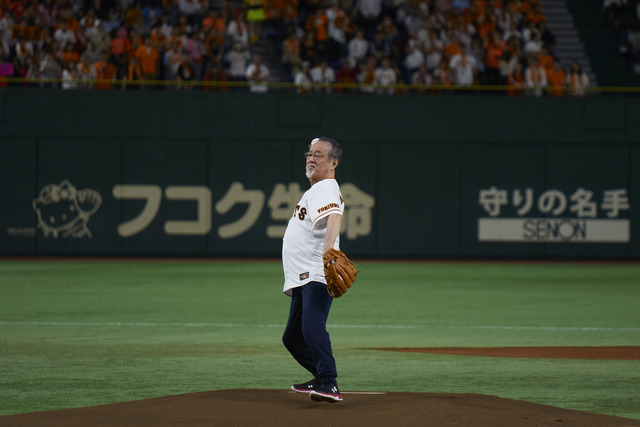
[{"xmin": 1, "ymin": 89, "xmax": 638, "ymax": 258}]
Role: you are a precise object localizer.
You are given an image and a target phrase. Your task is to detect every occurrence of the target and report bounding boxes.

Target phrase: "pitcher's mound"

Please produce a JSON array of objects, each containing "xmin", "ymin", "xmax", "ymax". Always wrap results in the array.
[{"xmin": 2, "ymin": 389, "xmax": 639, "ymax": 427}]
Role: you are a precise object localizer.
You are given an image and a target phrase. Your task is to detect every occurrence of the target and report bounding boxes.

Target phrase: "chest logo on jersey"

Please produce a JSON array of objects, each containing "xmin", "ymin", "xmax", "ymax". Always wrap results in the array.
[
  {"xmin": 293, "ymin": 205, "xmax": 307, "ymax": 220},
  {"xmin": 299, "ymin": 272, "xmax": 309, "ymax": 281}
]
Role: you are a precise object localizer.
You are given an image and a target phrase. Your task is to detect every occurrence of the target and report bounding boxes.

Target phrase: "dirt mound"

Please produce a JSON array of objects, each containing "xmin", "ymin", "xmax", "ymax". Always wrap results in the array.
[{"xmin": 1, "ymin": 389, "xmax": 639, "ymax": 427}]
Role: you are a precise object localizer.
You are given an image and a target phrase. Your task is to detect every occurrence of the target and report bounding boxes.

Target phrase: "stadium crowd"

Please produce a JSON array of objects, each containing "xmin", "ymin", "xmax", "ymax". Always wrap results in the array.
[
  {"xmin": 0, "ymin": 0, "xmax": 591, "ymax": 94},
  {"xmin": 605, "ymin": 0, "xmax": 640, "ymax": 73}
]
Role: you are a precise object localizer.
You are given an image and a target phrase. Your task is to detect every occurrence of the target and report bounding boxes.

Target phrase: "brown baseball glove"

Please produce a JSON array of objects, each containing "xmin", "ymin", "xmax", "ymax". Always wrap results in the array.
[{"xmin": 323, "ymin": 248, "xmax": 358, "ymax": 298}]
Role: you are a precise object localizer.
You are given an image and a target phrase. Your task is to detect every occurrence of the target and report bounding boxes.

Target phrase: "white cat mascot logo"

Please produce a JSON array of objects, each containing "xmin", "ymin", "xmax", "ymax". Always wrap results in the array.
[{"xmin": 33, "ymin": 180, "xmax": 102, "ymax": 238}]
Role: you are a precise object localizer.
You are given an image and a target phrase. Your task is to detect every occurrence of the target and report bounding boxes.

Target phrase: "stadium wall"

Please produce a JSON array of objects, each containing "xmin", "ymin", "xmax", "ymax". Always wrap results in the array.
[{"xmin": 1, "ymin": 89, "xmax": 638, "ymax": 258}]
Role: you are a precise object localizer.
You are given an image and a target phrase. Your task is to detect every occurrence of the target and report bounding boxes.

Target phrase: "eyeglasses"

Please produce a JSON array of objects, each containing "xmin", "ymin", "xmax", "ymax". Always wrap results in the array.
[{"xmin": 304, "ymin": 151, "xmax": 329, "ymax": 160}]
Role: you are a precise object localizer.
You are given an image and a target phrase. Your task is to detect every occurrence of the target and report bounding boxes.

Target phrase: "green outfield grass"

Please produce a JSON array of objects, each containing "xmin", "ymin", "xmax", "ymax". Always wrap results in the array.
[{"xmin": 0, "ymin": 259, "xmax": 639, "ymax": 419}]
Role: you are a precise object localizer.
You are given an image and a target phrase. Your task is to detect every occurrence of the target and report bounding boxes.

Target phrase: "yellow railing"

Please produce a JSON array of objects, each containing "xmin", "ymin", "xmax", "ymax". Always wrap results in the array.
[{"xmin": 1, "ymin": 76, "xmax": 639, "ymax": 94}]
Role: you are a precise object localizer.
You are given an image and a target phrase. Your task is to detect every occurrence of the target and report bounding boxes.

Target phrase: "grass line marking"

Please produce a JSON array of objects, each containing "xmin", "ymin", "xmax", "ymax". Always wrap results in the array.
[
  {"xmin": 341, "ymin": 391, "xmax": 388, "ymax": 395},
  {"xmin": 1, "ymin": 321, "xmax": 638, "ymax": 332}
]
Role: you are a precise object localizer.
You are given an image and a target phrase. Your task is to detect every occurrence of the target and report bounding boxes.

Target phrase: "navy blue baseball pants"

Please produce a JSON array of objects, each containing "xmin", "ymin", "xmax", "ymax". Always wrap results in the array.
[{"xmin": 282, "ymin": 281, "xmax": 337, "ymax": 385}]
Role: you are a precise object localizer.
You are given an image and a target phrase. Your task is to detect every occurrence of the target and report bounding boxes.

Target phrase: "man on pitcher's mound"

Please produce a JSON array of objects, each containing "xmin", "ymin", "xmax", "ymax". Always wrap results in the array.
[{"xmin": 280, "ymin": 137, "xmax": 358, "ymax": 403}]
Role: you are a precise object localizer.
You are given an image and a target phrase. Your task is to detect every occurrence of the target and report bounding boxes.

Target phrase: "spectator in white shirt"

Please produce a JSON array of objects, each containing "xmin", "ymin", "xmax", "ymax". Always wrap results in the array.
[
  {"xmin": 310, "ymin": 60, "xmax": 336, "ymax": 92},
  {"xmin": 375, "ymin": 57, "xmax": 397, "ymax": 94},
  {"xmin": 449, "ymin": 51, "xmax": 476, "ymax": 85},
  {"xmin": 245, "ymin": 53, "xmax": 270, "ymax": 92},
  {"xmin": 347, "ymin": 29, "xmax": 369, "ymax": 67},
  {"xmin": 525, "ymin": 55, "xmax": 547, "ymax": 96},
  {"xmin": 294, "ymin": 61, "xmax": 313, "ymax": 93}
]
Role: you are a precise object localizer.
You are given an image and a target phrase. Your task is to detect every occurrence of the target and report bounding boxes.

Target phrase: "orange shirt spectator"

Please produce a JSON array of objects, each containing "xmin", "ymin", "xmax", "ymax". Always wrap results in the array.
[
  {"xmin": 306, "ymin": 11, "xmax": 328, "ymax": 42},
  {"xmin": 537, "ymin": 48, "xmax": 553, "ymax": 73},
  {"xmin": 70, "ymin": 18, "xmax": 80, "ymax": 35},
  {"xmin": 150, "ymin": 27, "xmax": 169, "ymax": 52},
  {"xmin": 477, "ymin": 17, "xmax": 496, "ymax": 41},
  {"xmin": 282, "ymin": 33, "xmax": 301, "ymax": 72},
  {"xmin": 94, "ymin": 52, "xmax": 117, "ymax": 89},
  {"xmin": 526, "ymin": 4, "xmax": 546, "ymax": 25},
  {"xmin": 55, "ymin": 16, "xmax": 79, "ymax": 34},
  {"xmin": 444, "ymin": 41, "xmax": 461, "ymax": 59},
  {"xmin": 316, "ymin": 14, "xmax": 329, "ymax": 42},
  {"xmin": 111, "ymin": 29, "xmax": 131, "ymax": 57},
  {"xmin": 202, "ymin": 9, "xmax": 226, "ymax": 34},
  {"xmin": 361, "ymin": 67, "xmax": 375, "ymax": 84},
  {"xmin": 135, "ymin": 39, "xmax": 160, "ymax": 78},
  {"xmin": 484, "ymin": 31, "xmax": 505, "ymax": 84},
  {"xmin": 546, "ymin": 63, "xmax": 565, "ymax": 97},
  {"xmin": 128, "ymin": 33, "xmax": 144, "ymax": 59},
  {"xmin": 55, "ymin": 7, "xmax": 80, "ymax": 34},
  {"xmin": 484, "ymin": 36, "xmax": 505, "ymax": 69},
  {"xmin": 62, "ymin": 45, "xmax": 79, "ymax": 68}
]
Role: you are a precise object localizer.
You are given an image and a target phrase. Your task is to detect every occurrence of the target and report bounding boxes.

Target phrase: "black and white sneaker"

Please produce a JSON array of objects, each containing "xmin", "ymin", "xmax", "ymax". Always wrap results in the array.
[
  {"xmin": 309, "ymin": 383, "xmax": 343, "ymax": 402},
  {"xmin": 291, "ymin": 379, "xmax": 316, "ymax": 393}
]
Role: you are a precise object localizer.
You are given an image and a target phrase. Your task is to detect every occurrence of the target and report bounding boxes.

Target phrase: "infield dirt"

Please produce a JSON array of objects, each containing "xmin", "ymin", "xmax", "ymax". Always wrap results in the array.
[
  {"xmin": 3, "ymin": 347, "xmax": 640, "ymax": 426},
  {"xmin": 2, "ymin": 389, "xmax": 640, "ymax": 427}
]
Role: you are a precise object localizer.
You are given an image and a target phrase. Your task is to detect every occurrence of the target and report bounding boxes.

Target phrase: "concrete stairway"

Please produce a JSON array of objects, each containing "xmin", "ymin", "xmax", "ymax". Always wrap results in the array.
[
  {"xmin": 249, "ymin": 24, "xmax": 288, "ymax": 85},
  {"xmin": 538, "ymin": 0, "xmax": 598, "ymax": 85}
]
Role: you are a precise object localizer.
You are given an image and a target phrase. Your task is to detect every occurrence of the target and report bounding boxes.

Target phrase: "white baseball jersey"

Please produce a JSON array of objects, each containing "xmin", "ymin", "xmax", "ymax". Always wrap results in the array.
[{"xmin": 282, "ymin": 178, "xmax": 344, "ymax": 296}]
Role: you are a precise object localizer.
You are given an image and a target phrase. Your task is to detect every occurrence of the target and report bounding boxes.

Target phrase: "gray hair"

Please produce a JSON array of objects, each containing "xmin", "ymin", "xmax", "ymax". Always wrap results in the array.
[{"xmin": 311, "ymin": 136, "xmax": 343, "ymax": 161}]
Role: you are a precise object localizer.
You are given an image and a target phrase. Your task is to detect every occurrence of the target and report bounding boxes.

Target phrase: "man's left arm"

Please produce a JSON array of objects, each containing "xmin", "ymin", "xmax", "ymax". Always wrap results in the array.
[{"xmin": 322, "ymin": 213, "xmax": 342, "ymax": 254}]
